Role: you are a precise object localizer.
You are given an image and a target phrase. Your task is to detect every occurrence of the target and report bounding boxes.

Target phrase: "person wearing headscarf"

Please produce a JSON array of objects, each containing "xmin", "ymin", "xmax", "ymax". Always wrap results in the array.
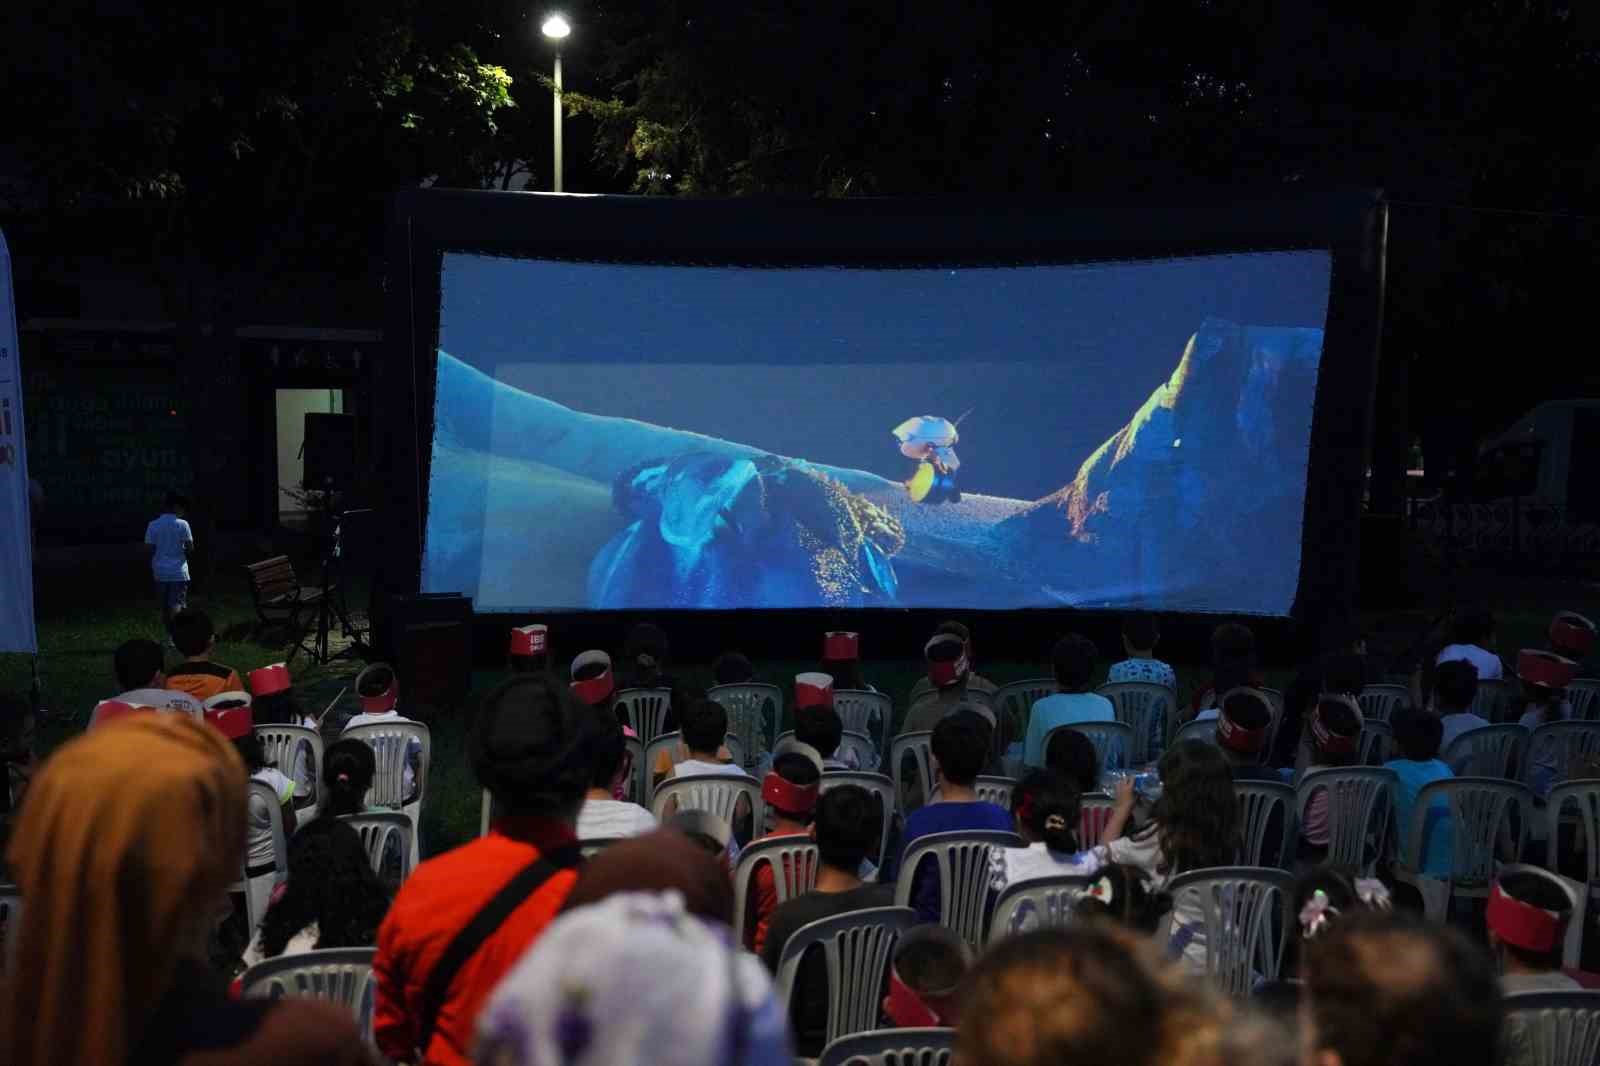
[
  {"xmin": 475, "ymin": 891, "xmax": 791, "ymax": 1066},
  {"xmin": 0, "ymin": 714, "xmax": 371, "ymax": 1066}
]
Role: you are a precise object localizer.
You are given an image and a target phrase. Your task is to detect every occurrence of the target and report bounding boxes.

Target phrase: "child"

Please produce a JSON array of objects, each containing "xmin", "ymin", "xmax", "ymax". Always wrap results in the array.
[
  {"xmin": 320, "ymin": 738, "xmax": 377, "ymax": 818},
  {"xmin": 1492, "ymin": 868, "xmax": 1582, "ymax": 1066},
  {"xmin": 144, "ymin": 490, "xmax": 194, "ymax": 637},
  {"xmin": 989, "ymin": 768, "xmax": 1101, "ymax": 897},
  {"xmin": 905, "ymin": 621, "xmax": 999, "ymax": 707},
  {"xmin": 1432, "ymin": 659, "xmax": 1488, "ymax": 771},
  {"xmin": 1097, "ymin": 739, "xmax": 1240, "ymax": 973},
  {"xmin": 883, "ymin": 925, "xmax": 971, "ymax": 1029},
  {"xmin": 1188, "ymin": 622, "xmax": 1264, "ymax": 719},
  {"xmin": 794, "ymin": 703, "xmax": 855, "ymax": 772},
  {"xmin": 1108, "ymin": 614, "xmax": 1177, "ymax": 689},
  {"xmin": 1023, "ymin": 634, "xmax": 1114, "ymax": 768},
  {"xmin": 1073, "ymin": 863, "xmax": 1172, "ymax": 935},
  {"xmin": 1295, "ymin": 697, "xmax": 1363, "ymax": 864},
  {"xmin": 249, "ymin": 661, "xmax": 316, "ymax": 796},
  {"xmin": 1434, "ymin": 604, "xmax": 1504, "ymax": 680},
  {"xmin": 507, "ymin": 623, "xmax": 550, "ymax": 673},
  {"xmin": 242, "ymin": 819, "xmax": 391, "ymax": 970},
  {"xmin": 1214, "ymin": 689, "xmax": 1279, "ymax": 782},
  {"xmin": 574, "ymin": 706, "xmax": 656, "ymax": 841},
  {"xmin": 569, "ymin": 649, "xmax": 616, "ymax": 709},
  {"xmin": 163, "ymin": 609, "xmax": 243, "ymax": 702},
  {"xmin": 747, "ymin": 741, "xmax": 824, "ymax": 953},
  {"xmin": 903, "ymin": 632, "xmax": 978, "ymax": 733},
  {"xmin": 668, "ymin": 698, "xmax": 748, "ymax": 780},
  {"xmin": 1516, "ymin": 648, "xmax": 1581, "ymax": 797},
  {"xmin": 108, "ymin": 637, "xmax": 202, "ymax": 720},
  {"xmin": 341, "ymin": 662, "xmax": 422, "ymax": 804},
  {"xmin": 820, "ymin": 630, "xmax": 876, "ymax": 693},
  {"xmin": 1045, "ymin": 726, "xmax": 1100, "ymax": 795},
  {"xmin": 206, "ymin": 694, "xmax": 298, "ymax": 876},
  {"xmin": 1383, "ymin": 707, "xmax": 1455, "ymax": 877}
]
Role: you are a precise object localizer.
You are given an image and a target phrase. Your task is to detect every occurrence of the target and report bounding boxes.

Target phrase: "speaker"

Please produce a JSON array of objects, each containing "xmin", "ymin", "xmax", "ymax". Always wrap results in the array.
[
  {"xmin": 303, "ymin": 412, "xmax": 359, "ymax": 490},
  {"xmin": 385, "ymin": 593, "xmax": 473, "ymax": 718}
]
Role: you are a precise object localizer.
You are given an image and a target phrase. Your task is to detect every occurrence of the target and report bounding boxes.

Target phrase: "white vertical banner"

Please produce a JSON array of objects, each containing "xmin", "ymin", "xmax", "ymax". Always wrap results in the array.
[{"xmin": 0, "ymin": 228, "xmax": 37, "ymax": 653}]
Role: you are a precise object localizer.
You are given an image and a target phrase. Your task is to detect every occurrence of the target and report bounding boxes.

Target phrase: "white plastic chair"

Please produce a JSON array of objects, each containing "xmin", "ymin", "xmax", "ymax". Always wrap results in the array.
[
  {"xmin": 708, "ymin": 682, "xmax": 782, "ymax": 771},
  {"xmin": 835, "ymin": 690, "xmax": 893, "ymax": 765},
  {"xmin": 1570, "ymin": 680, "xmax": 1600, "ymax": 723},
  {"xmin": 1441, "ymin": 723, "xmax": 1527, "ymax": 778},
  {"xmin": 1502, "ymin": 991, "xmax": 1600, "ymax": 1066},
  {"xmin": 343, "ymin": 720, "xmax": 431, "ymax": 864},
  {"xmin": 1166, "ymin": 866, "xmax": 1294, "ymax": 996},
  {"xmin": 239, "ymin": 946, "xmax": 377, "ymax": 1038},
  {"xmin": 891, "ymin": 731, "xmax": 934, "ymax": 814},
  {"xmin": 987, "ymin": 874, "xmax": 1092, "ymax": 944},
  {"xmin": 731, "ymin": 836, "xmax": 820, "ymax": 949},
  {"xmin": 776, "ymin": 729, "xmax": 875, "ymax": 772},
  {"xmin": 1047, "ymin": 722, "xmax": 1135, "ymax": 772},
  {"xmin": 1524, "ymin": 721, "xmax": 1600, "ymax": 790},
  {"xmin": 240, "ymin": 778, "xmax": 289, "ymax": 936},
  {"xmin": 650, "ymin": 774, "xmax": 764, "ymax": 833},
  {"xmin": 1295, "ymin": 767, "xmax": 1396, "ymax": 875},
  {"xmin": 1358, "ymin": 683, "xmax": 1409, "ymax": 723},
  {"xmin": 1098, "ymin": 681, "xmax": 1176, "ymax": 764},
  {"xmin": 253, "ymin": 724, "xmax": 324, "ymax": 810},
  {"xmin": 642, "ymin": 731, "xmax": 747, "ymax": 807},
  {"xmin": 820, "ymin": 771, "xmax": 895, "ymax": 870},
  {"xmin": 1500, "ymin": 863, "xmax": 1588, "ymax": 970},
  {"xmin": 1474, "ymin": 677, "xmax": 1515, "ymax": 723},
  {"xmin": 1360, "ymin": 720, "xmax": 1395, "ymax": 766},
  {"xmin": 338, "ymin": 811, "xmax": 414, "ymax": 890},
  {"xmin": 1396, "ymin": 777, "xmax": 1532, "ymax": 921},
  {"xmin": 774, "ymin": 906, "xmax": 917, "ymax": 1049},
  {"xmin": 974, "ymin": 775, "xmax": 1016, "ymax": 809},
  {"xmin": 1547, "ymin": 779, "xmax": 1600, "ymax": 883},
  {"xmin": 613, "ymin": 687, "xmax": 675, "ymax": 745},
  {"xmin": 893, "ymin": 830, "xmax": 1024, "ymax": 951},
  {"xmin": 818, "ymin": 1028, "xmax": 955, "ymax": 1066},
  {"xmin": 992, "ymin": 679, "xmax": 1057, "ymax": 756},
  {"xmin": 1234, "ymin": 781, "xmax": 1296, "ymax": 869},
  {"xmin": 1174, "ymin": 718, "xmax": 1220, "ymax": 748}
]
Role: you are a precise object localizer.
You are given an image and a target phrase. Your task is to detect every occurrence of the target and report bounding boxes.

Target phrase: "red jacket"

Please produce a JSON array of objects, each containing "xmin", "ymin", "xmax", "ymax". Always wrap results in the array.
[{"xmin": 372, "ymin": 816, "xmax": 580, "ymax": 1066}]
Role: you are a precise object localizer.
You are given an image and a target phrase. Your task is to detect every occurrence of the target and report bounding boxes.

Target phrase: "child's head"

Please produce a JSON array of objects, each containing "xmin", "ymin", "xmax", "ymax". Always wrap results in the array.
[
  {"xmin": 679, "ymin": 697, "xmax": 727, "ymax": 756},
  {"xmin": 355, "ymin": 662, "xmax": 399, "ymax": 714},
  {"xmin": 931, "ymin": 709, "xmax": 991, "ymax": 789},
  {"xmin": 113, "ymin": 637, "xmax": 165, "ymax": 690},
  {"xmin": 762, "ymin": 746, "xmax": 823, "ymax": 825},
  {"xmin": 1517, "ymin": 649, "xmax": 1580, "ymax": 717},
  {"xmin": 170, "ymin": 609, "xmax": 216, "ymax": 658},
  {"xmin": 821, "ymin": 630, "xmax": 866, "ymax": 691},
  {"xmin": 1390, "ymin": 706, "xmax": 1443, "ymax": 762},
  {"xmin": 1431, "ymin": 659, "xmax": 1479, "ymax": 714},
  {"xmin": 623, "ymin": 622, "xmax": 670, "ymax": 683},
  {"xmin": 711, "ymin": 651, "xmax": 755, "ymax": 686},
  {"xmin": 794, "ymin": 705, "xmax": 844, "ymax": 761},
  {"xmin": 1151, "ymin": 740, "xmax": 1238, "ymax": 874},
  {"xmin": 322, "ymin": 737, "xmax": 377, "ymax": 817},
  {"xmin": 1122, "ymin": 614, "xmax": 1161, "ymax": 657},
  {"xmin": 1308, "ymin": 697, "xmax": 1362, "ymax": 768},
  {"xmin": 885, "ymin": 925, "xmax": 972, "ymax": 1028},
  {"xmin": 925, "ymin": 633, "xmax": 969, "ymax": 691},
  {"xmin": 1051, "ymin": 634, "xmax": 1098, "ymax": 693},
  {"xmin": 164, "ymin": 490, "xmax": 189, "ymax": 515},
  {"xmin": 1045, "ymin": 727, "xmax": 1100, "ymax": 795},
  {"xmin": 580, "ymin": 705, "xmax": 629, "ymax": 793},
  {"xmin": 812, "ymin": 784, "xmax": 875, "ymax": 873},
  {"xmin": 934, "ymin": 620, "xmax": 974, "ymax": 661},
  {"xmin": 1010, "ymin": 768, "xmax": 1081, "ymax": 852},
  {"xmin": 1073, "ymin": 863, "xmax": 1170, "ymax": 935},
  {"xmin": 1488, "ymin": 869, "xmax": 1573, "ymax": 973},
  {"xmin": 1215, "ymin": 690, "xmax": 1272, "ymax": 763},
  {"xmin": 1549, "ymin": 611, "xmax": 1597, "ymax": 661},
  {"xmin": 569, "ymin": 649, "xmax": 616, "ymax": 709},
  {"xmin": 1293, "ymin": 865, "xmax": 1393, "ymax": 941},
  {"xmin": 1451, "ymin": 605, "xmax": 1497, "ymax": 647}
]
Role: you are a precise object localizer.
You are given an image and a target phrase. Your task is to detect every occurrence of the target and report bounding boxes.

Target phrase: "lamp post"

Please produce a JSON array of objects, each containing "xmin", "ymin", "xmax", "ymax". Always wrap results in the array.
[{"xmin": 541, "ymin": 14, "xmax": 571, "ymax": 192}]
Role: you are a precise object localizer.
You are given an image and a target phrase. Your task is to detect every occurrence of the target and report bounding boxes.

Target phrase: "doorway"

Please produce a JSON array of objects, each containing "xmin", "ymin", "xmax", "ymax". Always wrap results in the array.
[{"xmin": 276, "ymin": 388, "xmax": 344, "ymax": 520}]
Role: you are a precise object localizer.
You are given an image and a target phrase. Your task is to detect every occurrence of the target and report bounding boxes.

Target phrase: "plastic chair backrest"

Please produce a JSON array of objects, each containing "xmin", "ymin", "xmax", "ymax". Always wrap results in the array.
[
  {"xmin": 835, "ymin": 690, "xmax": 893, "ymax": 760},
  {"xmin": 1474, "ymin": 677, "xmax": 1515, "ymax": 723},
  {"xmin": 650, "ymin": 773, "xmax": 764, "ymax": 829},
  {"xmin": 1097, "ymin": 681, "xmax": 1175, "ymax": 764},
  {"xmin": 707, "ymin": 682, "xmax": 782, "ymax": 771},
  {"xmin": 893, "ymin": 830, "xmax": 1024, "ymax": 951},
  {"xmin": 1220, "ymin": 687, "xmax": 1285, "ymax": 757},
  {"xmin": 1047, "ymin": 722, "xmax": 1135, "ymax": 772},
  {"xmin": 1174, "ymin": 718, "xmax": 1220, "ymax": 748},
  {"xmin": 891, "ymin": 732, "xmax": 935, "ymax": 814},
  {"xmin": 1441, "ymin": 723, "xmax": 1528, "ymax": 778},
  {"xmin": 775, "ymin": 729, "xmax": 875, "ymax": 772},
  {"xmin": 817, "ymin": 1028, "xmax": 955, "ymax": 1066},
  {"xmin": 642, "ymin": 732, "xmax": 746, "ymax": 808},
  {"xmin": 1570, "ymin": 680, "xmax": 1600, "ymax": 723},
  {"xmin": 239, "ymin": 946, "xmax": 377, "ymax": 1037},
  {"xmin": 1166, "ymin": 866, "xmax": 1294, "ymax": 996},
  {"xmin": 337, "ymin": 811, "xmax": 414, "ymax": 889},
  {"xmin": 1234, "ymin": 781, "xmax": 1297, "ymax": 869},
  {"xmin": 1080, "ymin": 793, "xmax": 1115, "ymax": 848},
  {"xmin": 253, "ymin": 724, "xmax": 324, "ymax": 809},
  {"xmin": 613, "ymin": 687, "xmax": 675, "ymax": 745},
  {"xmin": 242, "ymin": 778, "xmax": 289, "ymax": 934},
  {"xmin": 1548, "ymin": 779, "xmax": 1600, "ymax": 883},
  {"xmin": 731, "ymin": 836, "xmax": 821, "ymax": 949},
  {"xmin": 1502, "ymin": 991, "xmax": 1600, "ymax": 1066},
  {"xmin": 1500, "ymin": 863, "xmax": 1587, "ymax": 970},
  {"xmin": 1526, "ymin": 721, "xmax": 1600, "ymax": 789},
  {"xmin": 992, "ymin": 679, "xmax": 1057, "ymax": 759},
  {"xmin": 774, "ymin": 906, "xmax": 917, "ymax": 1047},
  {"xmin": 624, "ymin": 733, "xmax": 643, "ymax": 805},
  {"xmin": 821, "ymin": 771, "xmax": 896, "ymax": 870},
  {"xmin": 988, "ymin": 874, "xmax": 1093, "ymax": 944},
  {"xmin": 974, "ymin": 776, "xmax": 1016, "ymax": 809},
  {"xmin": 1408, "ymin": 778, "xmax": 1531, "ymax": 885},
  {"xmin": 1360, "ymin": 721, "xmax": 1395, "ymax": 766},
  {"xmin": 1358, "ymin": 684, "xmax": 1410, "ymax": 723},
  {"xmin": 1295, "ymin": 767, "xmax": 1396, "ymax": 874}
]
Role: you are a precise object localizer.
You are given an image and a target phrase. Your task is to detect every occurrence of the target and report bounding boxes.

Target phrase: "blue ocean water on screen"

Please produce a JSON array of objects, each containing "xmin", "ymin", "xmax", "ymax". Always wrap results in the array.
[{"xmin": 423, "ymin": 252, "xmax": 1330, "ymax": 614}]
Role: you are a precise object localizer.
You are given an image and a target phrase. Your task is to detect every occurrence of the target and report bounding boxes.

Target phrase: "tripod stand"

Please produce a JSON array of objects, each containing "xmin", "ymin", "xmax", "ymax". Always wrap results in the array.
[{"xmin": 295, "ymin": 503, "xmax": 371, "ymax": 665}]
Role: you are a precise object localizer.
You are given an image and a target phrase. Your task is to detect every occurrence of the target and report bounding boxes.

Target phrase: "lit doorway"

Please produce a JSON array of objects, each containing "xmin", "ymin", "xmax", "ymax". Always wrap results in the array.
[{"xmin": 276, "ymin": 388, "xmax": 344, "ymax": 520}]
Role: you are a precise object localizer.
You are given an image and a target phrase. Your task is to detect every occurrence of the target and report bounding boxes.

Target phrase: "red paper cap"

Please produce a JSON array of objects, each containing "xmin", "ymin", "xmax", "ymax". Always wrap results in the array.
[
  {"xmin": 885, "ymin": 969, "xmax": 943, "ymax": 1028},
  {"xmin": 509, "ymin": 623, "xmax": 549, "ymax": 657},
  {"xmin": 1519, "ymin": 649, "xmax": 1580, "ymax": 691},
  {"xmin": 92, "ymin": 700, "xmax": 151, "ymax": 729},
  {"xmin": 823, "ymin": 631, "xmax": 860, "ymax": 661},
  {"xmin": 885, "ymin": 925, "xmax": 970, "ymax": 1027},
  {"xmin": 925, "ymin": 634, "xmax": 969, "ymax": 688},
  {"xmin": 203, "ymin": 692, "xmax": 255, "ymax": 739},
  {"xmin": 1488, "ymin": 880, "xmax": 1564, "ymax": 953},
  {"xmin": 248, "ymin": 662, "xmax": 292, "ymax": 698},
  {"xmin": 570, "ymin": 649, "xmax": 615, "ymax": 706},
  {"xmin": 1309, "ymin": 699, "xmax": 1361, "ymax": 756},
  {"xmin": 1216, "ymin": 702, "xmax": 1269, "ymax": 754},
  {"xmin": 795, "ymin": 672, "xmax": 834, "ymax": 710},
  {"xmin": 762, "ymin": 772, "xmax": 820, "ymax": 814},
  {"xmin": 1550, "ymin": 613, "xmax": 1597, "ymax": 659},
  {"xmin": 356, "ymin": 663, "xmax": 399, "ymax": 714}
]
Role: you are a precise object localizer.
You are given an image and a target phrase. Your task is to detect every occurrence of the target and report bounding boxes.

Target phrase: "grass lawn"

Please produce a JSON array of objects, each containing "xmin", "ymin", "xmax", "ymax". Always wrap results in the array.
[{"xmin": 5, "ymin": 558, "xmax": 1594, "ymax": 859}]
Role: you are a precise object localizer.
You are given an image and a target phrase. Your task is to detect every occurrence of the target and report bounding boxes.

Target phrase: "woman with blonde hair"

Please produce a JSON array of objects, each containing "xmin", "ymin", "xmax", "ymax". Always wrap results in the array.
[{"xmin": 0, "ymin": 714, "xmax": 372, "ymax": 1066}]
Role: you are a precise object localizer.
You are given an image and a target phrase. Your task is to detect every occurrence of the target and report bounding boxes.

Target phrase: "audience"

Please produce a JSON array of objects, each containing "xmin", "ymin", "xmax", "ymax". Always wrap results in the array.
[
  {"xmin": 1073, "ymin": 863, "xmax": 1171, "ymax": 934},
  {"xmin": 760, "ymin": 784, "xmax": 894, "ymax": 1058},
  {"xmin": 372, "ymin": 674, "xmax": 589, "ymax": 1066},
  {"xmin": 1302, "ymin": 912, "xmax": 1501, "ymax": 1066},
  {"xmin": 1214, "ymin": 689, "xmax": 1277, "ymax": 780},
  {"xmin": 1045, "ymin": 726, "xmax": 1100, "ymax": 795},
  {"xmin": 669, "ymin": 698, "xmax": 746, "ymax": 780},
  {"xmin": 1516, "ymin": 648, "xmax": 1580, "ymax": 797},
  {"xmin": 321, "ymin": 737, "xmax": 378, "ymax": 817},
  {"xmin": 1432, "ymin": 659, "xmax": 1487, "ymax": 770},
  {"xmin": 342, "ymin": 662, "xmax": 423, "ymax": 803},
  {"xmin": 1434, "ymin": 604, "xmax": 1504, "ymax": 680},
  {"xmin": 164, "ymin": 608, "xmax": 245, "ymax": 701},
  {"xmin": 748, "ymin": 741, "xmax": 824, "ymax": 952},
  {"xmin": 1548, "ymin": 610, "xmax": 1597, "ymax": 673},
  {"xmin": 243, "ymin": 818, "xmax": 391, "ymax": 968},
  {"xmin": 794, "ymin": 701, "xmax": 853, "ymax": 771},
  {"xmin": 1383, "ymin": 707, "xmax": 1454, "ymax": 877},
  {"xmin": 573, "ymin": 706, "xmax": 655, "ymax": 841},
  {"xmin": 568, "ymin": 649, "xmax": 617, "ymax": 710},
  {"xmin": 1189, "ymin": 622, "xmax": 1262, "ymax": 718},
  {"xmin": 506, "ymin": 623, "xmax": 550, "ymax": 674},
  {"xmin": 1275, "ymin": 614, "xmax": 1381, "ymax": 765},
  {"xmin": 1108, "ymin": 613, "xmax": 1175, "ymax": 758},
  {"xmin": 1, "ymin": 715, "xmax": 371, "ymax": 1065},
  {"xmin": 884, "ymin": 924, "xmax": 971, "ymax": 1028},
  {"xmin": 906, "ymin": 620, "xmax": 999, "ymax": 707},
  {"xmin": 1493, "ymin": 868, "xmax": 1580, "ymax": 1066},
  {"xmin": 108, "ymin": 635, "xmax": 203, "ymax": 719},
  {"xmin": 904, "ymin": 631, "xmax": 981, "ymax": 732},
  {"xmin": 1296, "ymin": 696, "xmax": 1363, "ymax": 864},
  {"xmin": 820, "ymin": 629, "xmax": 876, "ymax": 693},
  {"xmin": 210, "ymin": 696, "xmax": 299, "ymax": 879},
  {"xmin": 475, "ymin": 891, "xmax": 791, "ymax": 1066},
  {"xmin": 561, "ymin": 828, "xmax": 734, "ymax": 923},
  {"xmin": 1024, "ymin": 634, "xmax": 1114, "ymax": 767},
  {"xmin": 902, "ymin": 710, "xmax": 1013, "ymax": 921},
  {"xmin": 989, "ymin": 768, "xmax": 1098, "ymax": 897}
]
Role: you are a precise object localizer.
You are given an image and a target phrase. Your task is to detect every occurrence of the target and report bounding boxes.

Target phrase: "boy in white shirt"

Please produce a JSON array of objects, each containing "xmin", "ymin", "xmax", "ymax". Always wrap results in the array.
[
  {"xmin": 1435, "ymin": 605, "xmax": 1504, "ymax": 680},
  {"xmin": 575, "ymin": 707, "xmax": 657, "ymax": 840},
  {"xmin": 670, "ymin": 698, "xmax": 750, "ymax": 780},
  {"xmin": 144, "ymin": 492, "xmax": 194, "ymax": 639},
  {"xmin": 1432, "ymin": 659, "xmax": 1489, "ymax": 771},
  {"xmin": 341, "ymin": 662, "xmax": 422, "ymax": 803}
]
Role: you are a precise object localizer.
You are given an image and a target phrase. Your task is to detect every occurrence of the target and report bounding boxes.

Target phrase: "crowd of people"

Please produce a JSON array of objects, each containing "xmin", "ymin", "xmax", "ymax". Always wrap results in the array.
[{"xmin": 0, "ymin": 603, "xmax": 1595, "ymax": 1066}]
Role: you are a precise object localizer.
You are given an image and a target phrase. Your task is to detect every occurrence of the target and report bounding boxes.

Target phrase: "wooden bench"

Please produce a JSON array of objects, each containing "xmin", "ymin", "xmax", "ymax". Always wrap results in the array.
[{"xmin": 246, "ymin": 556, "xmax": 326, "ymax": 635}]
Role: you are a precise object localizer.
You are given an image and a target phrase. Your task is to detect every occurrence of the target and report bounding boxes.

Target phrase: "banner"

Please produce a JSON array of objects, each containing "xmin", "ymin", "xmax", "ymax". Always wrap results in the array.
[{"xmin": 0, "ymin": 228, "xmax": 37, "ymax": 653}]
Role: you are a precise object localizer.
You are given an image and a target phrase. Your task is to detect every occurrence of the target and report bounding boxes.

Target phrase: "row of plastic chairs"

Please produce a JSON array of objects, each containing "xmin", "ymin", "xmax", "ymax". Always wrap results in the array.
[{"xmin": 1360, "ymin": 677, "xmax": 1600, "ymax": 725}]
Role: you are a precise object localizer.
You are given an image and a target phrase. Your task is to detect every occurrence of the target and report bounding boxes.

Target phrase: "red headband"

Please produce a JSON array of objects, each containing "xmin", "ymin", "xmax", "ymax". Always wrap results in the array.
[
  {"xmin": 1216, "ymin": 705, "xmax": 1269, "ymax": 754},
  {"xmin": 1309, "ymin": 702, "xmax": 1360, "ymax": 756},
  {"xmin": 1551, "ymin": 613, "xmax": 1597, "ymax": 658},
  {"xmin": 203, "ymin": 694, "xmax": 255, "ymax": 740},
  {"xmin": 356, "ymin": 663, "xmax": 399, "ymax": 714},
  {"xmin": 570, "ymin": 650, "xmax": 615, "ymax": 706},
  {"xmin": 1488, "ymin": 881, "xmax": 1564, "ymax": 953},
  {"xmin": 1519, "ymin": 649, "xmax": 1580, "ymax": 691},
  {"xmin": 509, "ymin": 624, "xmax": 549, "ymax": 658},
  {"xmin": 925, "ymin": 635, "xmax": 969, "ymax": 688},
  {"xmin": 761, "ymin": 772, "xmax": 820, "ymax": 814},
  {"xmin": 795, "ymin": 672, "xmax": 834, "ymax": 710},
  {"xmin": 823, "ymin": 631, "xmax": 860, "ymax": 661},
  {"xmin": 248, "ymin": 662, "xmax": 292, "ymax": 698},
  {"xmin": 885, "ymin": 969, "xmax": 943, "ymax": 1028}
]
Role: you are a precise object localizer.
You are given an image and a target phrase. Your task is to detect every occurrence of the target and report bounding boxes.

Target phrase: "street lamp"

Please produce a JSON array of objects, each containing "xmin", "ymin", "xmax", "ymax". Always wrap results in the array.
[{"xmin": 541, "ymin": 14, "xmax": 571, "ymax": 192}]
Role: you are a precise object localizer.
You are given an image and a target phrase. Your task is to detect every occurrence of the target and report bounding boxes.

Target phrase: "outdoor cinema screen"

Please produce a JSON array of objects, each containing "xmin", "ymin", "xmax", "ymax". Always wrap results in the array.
[{"xmin": 421, "ymin": 249, "xmax": 1332, "ymax": 615}]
